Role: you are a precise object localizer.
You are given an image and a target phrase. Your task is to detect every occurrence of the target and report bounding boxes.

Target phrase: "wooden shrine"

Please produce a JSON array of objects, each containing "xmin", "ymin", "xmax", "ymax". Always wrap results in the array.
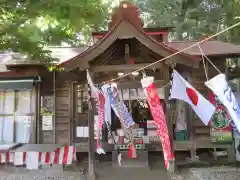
[{"xmin": 1, "ymin": 0, "xmax": 240, "ymax": 172}]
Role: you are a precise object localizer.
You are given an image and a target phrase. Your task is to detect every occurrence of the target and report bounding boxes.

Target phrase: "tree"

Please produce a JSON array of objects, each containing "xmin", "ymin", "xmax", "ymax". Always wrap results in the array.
[
  {"xmin": 0, "ymin": 0, "xmax": 108, "ymax": 63},
  {"xmin": 132, "ymin": 0, "xmax": 240, "ymax": 42}
]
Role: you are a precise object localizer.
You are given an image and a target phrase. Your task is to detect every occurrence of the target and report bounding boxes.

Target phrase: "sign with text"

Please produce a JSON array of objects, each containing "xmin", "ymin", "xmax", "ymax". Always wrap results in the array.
[{"xmin": 42, "ymin": 115, "xmax": 53, "ymax": 131}]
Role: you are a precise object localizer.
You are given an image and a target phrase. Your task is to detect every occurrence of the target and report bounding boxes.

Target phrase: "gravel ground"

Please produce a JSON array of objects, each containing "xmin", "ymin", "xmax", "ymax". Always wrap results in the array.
[
  {"xmin": 0, "ymin": 165, "xmax": 240, "ymax": 180},
  {"xmin": 0, "ymin": 154, "xmax": 239, "ymax": 180},
  {"xmin": 188, "ymin": 167, "xmax": 240, "ymax": 180},
  {"xmin": 1, "ymin": 166, "xmax": 240, "ymax": 180}
]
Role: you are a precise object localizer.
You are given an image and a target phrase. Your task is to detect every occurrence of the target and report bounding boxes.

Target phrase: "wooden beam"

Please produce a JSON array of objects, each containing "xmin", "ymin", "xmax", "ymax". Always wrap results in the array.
[
  {"xmin": 55, "ymin": 72, "xmax": 84, "ymax": 82},
  {"xmin": 91, "ymin": 63, "xmax": 162, "ymax": 72},
  {"xmin": 90, "ymin": 43, "xmax": 118, "ymax": 66},
  {"xmin": 87, "ymin": 71, "xmax": 96, "ymax": 180}
]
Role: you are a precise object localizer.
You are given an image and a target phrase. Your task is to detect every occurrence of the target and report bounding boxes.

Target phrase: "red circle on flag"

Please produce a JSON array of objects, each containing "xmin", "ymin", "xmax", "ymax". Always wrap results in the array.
[{"xmin": 186, "ymin": 87, "xmax": 198, "ymax": 105}]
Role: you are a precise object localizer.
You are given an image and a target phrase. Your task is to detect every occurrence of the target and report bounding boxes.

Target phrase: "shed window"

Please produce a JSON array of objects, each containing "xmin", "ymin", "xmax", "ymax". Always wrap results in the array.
[{"xmin": 0, "ymin": 90, "xmax": 35, "ymax": 144}]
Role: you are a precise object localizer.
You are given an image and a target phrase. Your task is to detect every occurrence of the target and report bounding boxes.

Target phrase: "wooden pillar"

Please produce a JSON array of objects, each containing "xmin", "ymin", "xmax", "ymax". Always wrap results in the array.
[
  {"xmin": 69, "ymin": 81, "xmax": 73, "ymax": 144},
  {"xmin": 225, "ymin": 61, "xmax": 236, "ymax": 162},
  {"xmin": 184, "ymin": 71, "xmax": 197, "ymax": 162},
  {"xmin": 36, "ymin": 82, "xmax": 41, "ymax": 144},
  {"xmin": 87, "ymin": 71, "xmax": 96, "ymax": 180},
  {"xmin": 53, "ymin": 71, "xmax": 56, "ymax": 144},
  {"xmin": 69, "ymin": 82, "xmax": 75, "ymax": 145},
  {"xmin": 188, "ymin": 107, "xmax": 197, "ymax": 161},
  {"xmin": 163, "ymin": 64, "xmax": 175, "ymax": 172}
]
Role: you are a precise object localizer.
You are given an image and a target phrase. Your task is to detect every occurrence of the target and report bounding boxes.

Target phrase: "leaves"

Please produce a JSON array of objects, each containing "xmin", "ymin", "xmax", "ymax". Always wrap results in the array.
[
  {"xmin": 0, "ymin": 0, "xmax": 108, "ymax": 63},
  {"xmin": 134, "ymin": 0, "xmax": 240, "ymax": 42},
  {"xmin": 1, "ymin": 0, "xmax": 240, "ymax": 64}
]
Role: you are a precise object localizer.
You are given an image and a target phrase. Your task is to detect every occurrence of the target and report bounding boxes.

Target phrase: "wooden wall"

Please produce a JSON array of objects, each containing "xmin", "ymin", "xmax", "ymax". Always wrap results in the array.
[
  {"xmin": 39, "ymin": 72, "xmax": 73, "ymax": 145},
  {"xmin": 55, "ymin": 81, "xmax": 72, "ymax": 144},
  {"xmin": 39, "ymin": 73, "xmax": 54, "ymax": 143}
]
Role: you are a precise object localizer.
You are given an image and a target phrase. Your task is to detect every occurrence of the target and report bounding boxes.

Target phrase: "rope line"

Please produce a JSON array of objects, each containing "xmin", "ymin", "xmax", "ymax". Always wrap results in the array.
[
  {"xmin": 197, "ymin": 44, "xmax": 222, "ymax": 74},
  {"xmin": 97, "ymin": 21, "xmax": 240, "ymax": 85},
  {"xmin": 197, "ymin": 43, "xmax": 209, "ymax": 81}
]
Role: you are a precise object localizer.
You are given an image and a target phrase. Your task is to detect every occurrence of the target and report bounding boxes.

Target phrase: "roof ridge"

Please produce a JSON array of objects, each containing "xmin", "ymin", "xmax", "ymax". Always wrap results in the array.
[
  {"xmin": 168, "ymin": 40, "xmax": 198, "ymax": 43},
  {"xmin": 45, "ymin": 46, "xmax": 88, "ymax": 49}
]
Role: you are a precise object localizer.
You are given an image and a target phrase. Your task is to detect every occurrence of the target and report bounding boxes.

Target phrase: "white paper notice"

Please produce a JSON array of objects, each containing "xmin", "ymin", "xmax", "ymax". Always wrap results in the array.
[
  {"xmin": 83, "ymin": 127, "xmax": 89, "ymax": 137},
  {"xmin": 14, "ymin": 152, "xmax": 24, "ymax": 166},
  {"xmin": 42, "ymin": 116, "xmax": 53, "ymax": 130},
  {"xmin": 26, "ymin": 152, "xmax": 39, "ymax": 170},
  {"xmin": 76, "ymin": 127, "xmax": 84, "ymax": 137}
]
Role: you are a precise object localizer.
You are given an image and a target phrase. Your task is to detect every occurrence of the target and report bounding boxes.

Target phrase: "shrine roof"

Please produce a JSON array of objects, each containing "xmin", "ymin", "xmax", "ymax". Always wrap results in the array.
[
  {"xmin": 92, "ymin": 27, "xmax": 173, "ymax": 36},
  {"xmin": 165, "ymin": 40, "xmax": 240, "ymax": 57},
  {"xmin": 60, "ymin": 1, "xmax": 201, "ymax": 70}
]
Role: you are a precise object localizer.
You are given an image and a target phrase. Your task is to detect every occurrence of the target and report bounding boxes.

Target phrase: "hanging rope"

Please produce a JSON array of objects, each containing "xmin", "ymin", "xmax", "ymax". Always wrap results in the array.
[
  {"xmin": 197, "ymin": 44, "xmax": 209, "ymax": 81},
  {"xmin": 161, "ymin": 82, "xmax": 171, "ymax": 89},
  {"xmin": 197, "ymin": 44, "xmax": 222, "ymax": 74}
]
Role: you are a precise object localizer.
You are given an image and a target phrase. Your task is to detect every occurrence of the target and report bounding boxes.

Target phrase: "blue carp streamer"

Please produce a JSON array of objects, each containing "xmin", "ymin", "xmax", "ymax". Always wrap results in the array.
[{"xmin": 102, "ymin": 84, "xmax": 135, "ymax": 129}]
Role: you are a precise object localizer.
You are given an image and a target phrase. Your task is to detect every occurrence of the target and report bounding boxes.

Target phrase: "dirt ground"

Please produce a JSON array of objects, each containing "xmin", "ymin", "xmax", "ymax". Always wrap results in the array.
[{"xmin": 0, "ymin": 152, "xmax": 239, "ymax": 180}]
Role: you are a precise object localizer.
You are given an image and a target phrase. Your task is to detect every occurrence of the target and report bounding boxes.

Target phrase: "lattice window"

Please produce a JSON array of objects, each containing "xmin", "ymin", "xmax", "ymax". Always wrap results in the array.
[{"xmin": 76, "ymin": 84, "xmax": 89, "ymax": 113}]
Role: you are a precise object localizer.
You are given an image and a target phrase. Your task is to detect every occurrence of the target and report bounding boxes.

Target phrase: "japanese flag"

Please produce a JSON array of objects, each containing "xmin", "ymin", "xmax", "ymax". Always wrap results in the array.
[{"xmin": 169, "ymin": 70, "xmax": 215, "ymax": 125}]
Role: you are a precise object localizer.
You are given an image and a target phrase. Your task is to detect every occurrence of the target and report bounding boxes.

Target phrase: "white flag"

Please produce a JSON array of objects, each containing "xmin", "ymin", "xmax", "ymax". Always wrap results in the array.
[
  {"xmin": 170, "ymin": 70, "xmax": 215, "ymax": 125},
  {"xmin": 86, "ymin": 70, "xmax": 98, "ymax": 98},
  {"xmin": 101, "ymin": 84, "xmax": 112, "ymax": 125},
  {"xmin": 205, "ymin": 74, "xmax": 240, "ymax": 131}
]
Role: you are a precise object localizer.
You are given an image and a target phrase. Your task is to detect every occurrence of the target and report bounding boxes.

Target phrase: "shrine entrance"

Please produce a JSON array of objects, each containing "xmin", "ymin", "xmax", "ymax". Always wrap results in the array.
[
  {"xmin": 60, "ymin": 0, "xmax": 240, "ymax": 174},
  {"xmin": 64, "ymin": 1, "xmax": 200, "ymax": 172}
]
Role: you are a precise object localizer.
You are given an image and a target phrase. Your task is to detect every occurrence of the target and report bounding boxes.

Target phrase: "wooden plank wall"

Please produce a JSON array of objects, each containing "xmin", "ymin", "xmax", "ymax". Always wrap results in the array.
[
  {"xmin": 39, "ymin": 72, "xmax": 72, "ymax": 145},
  {"xmin": 55, "ymin": 81, "xmax": 71, "ymax": 144},
  {"xmin": 39, "ymin": 73, "xmax": 54, "ymax": 143}
]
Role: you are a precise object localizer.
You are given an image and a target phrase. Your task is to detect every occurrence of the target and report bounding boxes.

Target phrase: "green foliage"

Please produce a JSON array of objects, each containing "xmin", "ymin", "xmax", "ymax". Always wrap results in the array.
[
  {"xmin": 133, "ymin": 0, "xmax": 240, "ymax": 42},
  {"xmin": 1, "ymin": 0, "xmax": 240, "ymax": 65},
  {"xmin": 0, "ymin": 0, "xmax": 108, "ymax": 63}
]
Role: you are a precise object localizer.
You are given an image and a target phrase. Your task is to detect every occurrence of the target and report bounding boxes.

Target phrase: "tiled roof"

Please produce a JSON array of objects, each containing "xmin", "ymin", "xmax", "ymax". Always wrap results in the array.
[
  {"xmin": 0, "ymin": 47, "xmax": 88, "ymax": 71},
  {"xmin": 46, "ymin": 47, "xmax": 88, "ymax": 64},
  {"xmin": 165, "ymin": 40, "xmax": 240, "ymax": 56}
]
